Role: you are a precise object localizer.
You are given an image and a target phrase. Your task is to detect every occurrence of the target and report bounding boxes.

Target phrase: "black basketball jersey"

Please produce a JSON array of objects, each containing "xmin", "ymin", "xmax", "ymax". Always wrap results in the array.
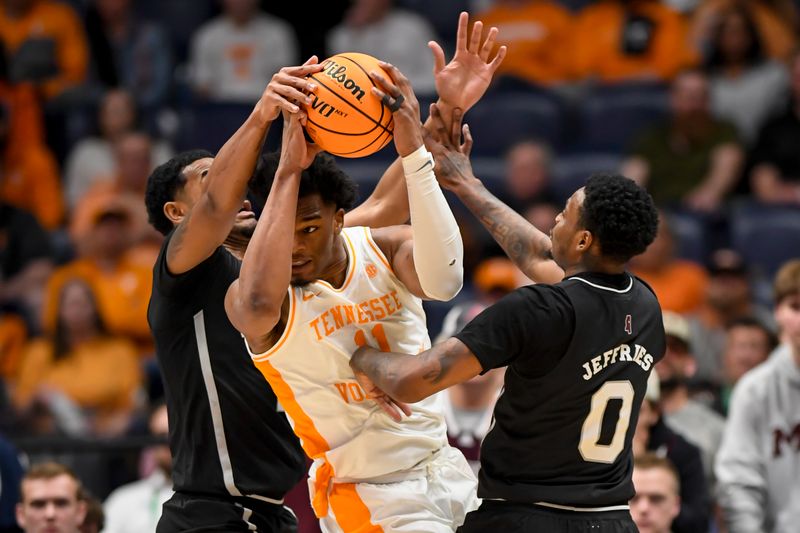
[
  {"xmin": 456, "ymin": 271, "xmax": 665, "ymax": 508},
  {"xmin": 148, "ymin": 232, "xmax": 305, "ymax": 500}
]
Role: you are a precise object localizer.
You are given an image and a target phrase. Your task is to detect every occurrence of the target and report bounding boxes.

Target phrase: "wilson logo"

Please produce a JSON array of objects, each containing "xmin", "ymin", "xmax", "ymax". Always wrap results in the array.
[{"xmin": 321, "ymin": 60, "xmax": 366, "ymax": 101}]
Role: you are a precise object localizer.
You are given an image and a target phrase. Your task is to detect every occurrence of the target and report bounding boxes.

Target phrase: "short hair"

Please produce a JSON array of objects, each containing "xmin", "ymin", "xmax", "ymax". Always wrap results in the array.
[
  {"xmin": 726, "ymin": 316, "xmax": 778, "ymax": 351},
  {"xmin": 20, "ymin": 462, "xmax": 81, "ymax": 501},
  {"xmin": 634, "ymin": 453, "xmax": 680, "ymax": 495},
  {"xmin": 145, "ymin": 150, "xmax": 214, "ymax": 235},
  {"xmin": 249, "ymin": 152, "xmax": 357, "ymax": 211},
  {"xmin": 774, "ymin": 260, "xmax": 800, "ymax": 305},
  {"xmin": 580, "ymin": 174, "xmax": 659, "ymax": 263}
]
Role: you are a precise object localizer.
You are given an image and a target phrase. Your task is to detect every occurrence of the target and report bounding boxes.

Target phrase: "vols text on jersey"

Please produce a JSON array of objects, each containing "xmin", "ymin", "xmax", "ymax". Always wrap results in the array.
[{"xmin": 581, "ymin": 342, "xmax": 654, "ymax": 381}]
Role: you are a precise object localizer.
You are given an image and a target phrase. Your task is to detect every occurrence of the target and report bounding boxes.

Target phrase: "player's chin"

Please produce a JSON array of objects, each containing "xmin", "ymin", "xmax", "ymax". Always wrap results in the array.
[{"xmin": 233, "ymin": 217, "xmax": 257, "ymax": 238}]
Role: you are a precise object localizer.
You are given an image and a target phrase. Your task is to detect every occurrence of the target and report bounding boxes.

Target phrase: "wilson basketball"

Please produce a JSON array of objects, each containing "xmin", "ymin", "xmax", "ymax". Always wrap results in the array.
[{"xmin": 304, "ymin": 52, "xmax": 394, "ymax": 158}]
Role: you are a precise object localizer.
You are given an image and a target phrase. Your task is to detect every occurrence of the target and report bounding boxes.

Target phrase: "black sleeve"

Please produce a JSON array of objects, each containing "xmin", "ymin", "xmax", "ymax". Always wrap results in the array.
[
  {"xmin": 454, "ymin": 285, "xmax": 575, "ymax": 378},
  {"xmin": 153, "ymin": 230, "xmax": 231, "ymax": 296}
]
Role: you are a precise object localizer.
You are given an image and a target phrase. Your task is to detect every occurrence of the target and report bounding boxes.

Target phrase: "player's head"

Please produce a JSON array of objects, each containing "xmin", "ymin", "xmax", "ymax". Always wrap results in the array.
[
  {"xmin": 773, "ymin": 259, "xmax": 800, "ymax": 355},
  {"xmin": 630, "ymin": 454, "xmax": 681, "ymax": 533},
  {"xmin": 549, "ymin": 174, "xmax": 658, "ymax": 271},
  {"xmin": 145, "ymin": 150, "xmax": 257, "ymax": 239},
  {"xmin": 16, "ymin": 462, "xmax": 87, "ymax": 533},
  {"xmin": 251, "ymin": 152, "xmax": 357, "ymax": 285}
]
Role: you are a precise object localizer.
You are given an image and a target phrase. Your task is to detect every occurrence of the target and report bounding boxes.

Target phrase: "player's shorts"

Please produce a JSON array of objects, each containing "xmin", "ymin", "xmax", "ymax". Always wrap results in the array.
[
  {"xmin": 458, "ymin": 500, "xmax": 638, "ymax": 533},
  {"xmin": 315, "ymin": 445, "xmax": 479, "ymax": 533},
  {"xmin": 157, "ymin": 491, "xmax": 298, "ymax": 532}
]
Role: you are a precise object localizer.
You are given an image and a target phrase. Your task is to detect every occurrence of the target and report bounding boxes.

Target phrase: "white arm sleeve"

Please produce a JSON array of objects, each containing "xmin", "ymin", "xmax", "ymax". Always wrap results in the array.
[{"xmin": 403, "ymin": 145, "xmax": 463, "ymax": 301}]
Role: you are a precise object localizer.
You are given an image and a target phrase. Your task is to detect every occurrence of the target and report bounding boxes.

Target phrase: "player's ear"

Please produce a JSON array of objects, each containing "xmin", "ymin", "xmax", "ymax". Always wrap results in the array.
[
  {"xmin": 578, "ymin": 230, "xmax": 593, "ymax": 250},
  {"xmin": 164, "ymin": 201, "xmax": 185, "ymax": 226},
  {"xmin": 334, "ymin": 208, "xmax": 345, "ymax": 234}
]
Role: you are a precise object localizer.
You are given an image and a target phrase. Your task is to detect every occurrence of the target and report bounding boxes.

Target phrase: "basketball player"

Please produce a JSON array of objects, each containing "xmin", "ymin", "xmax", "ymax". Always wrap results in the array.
[
  {"xmin": 350, "ymin": 107, "xmax": 664, "ymax": 532},
  {"xmin": 145, "ymin": 13, "xmax": 506, "ymax": 531},
  {"xmin": 225, "ymin": 62, "xmax": 478, "ymax": 532}
]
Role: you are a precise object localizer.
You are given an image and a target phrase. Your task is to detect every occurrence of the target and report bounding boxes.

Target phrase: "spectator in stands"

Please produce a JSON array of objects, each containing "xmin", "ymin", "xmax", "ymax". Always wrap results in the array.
[
  {"xmin": 0, "ymin": 0, "xmax": 88, "ymax": 100},
  {"xmin": 692, "ymin": 0, "xmax": 797, "ymax": 62},
  {"xmin": 0, "ymin": 104, "xmax": 63, "ymax": 229},
  {"xmin": 0, "ymin": 48, "xmax": 44, "ymax": 148},
  {"xmin": 65, "ymin": 90, "xmax": 172, "ymax": 209},
  {"xmin": 573, "ymin": 0, "xmax": 696, "ymax": 83},
  {"xmin": 0, "ymin": 202, "xmax": 53, "ymax": 327},
  {"xmin": 103, "ymin": 403, "xmax": 172, "ymax": 533},
  {"xmin": 43, "ymin": 199, "xmax": 153, "ymax": 350},
  {"xmin": 0, "ymin": 434, "xmax": 23, "ymax": 532},
  {"xmin": 326, "ymin": 0, "xmax": 437, "ymax": 94},
  {"xmin": 686, "ymin": 249, "xmax": 773, "ymax": 386},
  {"xmin": 502, "ymin": 139, "xmax": 557, "ymax": 212},
  {"xmin": 84, "ymin": 0, "xmax": 172, "ymax": 112},
  {"xmin": 0, "ymin": 313, "xmax": 26, "ymax": 384},
  {"xmin": 716, "ymin": 259, "xmax": 800, "ymax": 533},
  {"xmin": 630, "ymin": 212, "xmax": 709, "ymax": 314},
  {"xmin": 14, "ymin": 277, "xmax": 141, "ymax": 436},
  {"xmin": 749, "ymin": 50, "xmax": 800, "ymax": 204},
  {"xmin": 657, "ymin": 311, "xmax": 725, "ymax": 488},
  {"xmin": 633, "ymin": 374, "xmax": 711, "ymax": 533},
  {"xmin": 189, "ymin": 0, "xmax": 298, "ymax": 102},
  {"xmin": 715, "ymin": 316, "xmax": 776, "ymax": 415},
  {"xmin": 704, "ymin": 4, "xmax": 788, "ymax": 144},
  {"xmin": 523, "ymin": 200, "xmax": 559, "ymax": 236},
  {"xmin": 630, "ymin": 454, "xmax": 682, "ymax": 533},
  {"xmin": 15, "ymin": 462, "xmax": 87, "ymax": 533},
  {"xmin": 475, "ymin": 0, "xmax": 573, "ymax": 86},
  {"xmin": 623, "ymin": 69, "xmax": 743, "ymax": 211}
]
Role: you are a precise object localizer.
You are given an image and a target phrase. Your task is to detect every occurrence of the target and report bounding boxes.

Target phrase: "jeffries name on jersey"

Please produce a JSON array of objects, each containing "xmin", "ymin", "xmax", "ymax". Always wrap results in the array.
[{"xmin": 581, "ymin": 342, "xmax": 654, "ymax": 381}]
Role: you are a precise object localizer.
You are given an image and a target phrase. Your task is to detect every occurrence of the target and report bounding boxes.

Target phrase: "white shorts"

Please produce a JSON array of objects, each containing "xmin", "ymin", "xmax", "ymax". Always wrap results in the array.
[{"xmin": 314, "ymin": 446, "xmax": 479, "ymax": 533}]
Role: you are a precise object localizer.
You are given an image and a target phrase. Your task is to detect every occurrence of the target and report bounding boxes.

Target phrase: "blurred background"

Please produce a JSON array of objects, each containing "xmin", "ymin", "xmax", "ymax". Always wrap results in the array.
[{"xmin": 1, "ymin": 0, "xmax": 799, "ymax": 532}]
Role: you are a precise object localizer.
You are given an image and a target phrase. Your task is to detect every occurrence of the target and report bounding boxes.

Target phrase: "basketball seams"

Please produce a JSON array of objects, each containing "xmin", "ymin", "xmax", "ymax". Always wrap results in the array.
[
  {"xmin": 308, "ymin": 74, "xmax": 393, "ymax": 136},
  {"xmin": 337, "ymin": 55, "xmax": 389, "ymax": 130}
]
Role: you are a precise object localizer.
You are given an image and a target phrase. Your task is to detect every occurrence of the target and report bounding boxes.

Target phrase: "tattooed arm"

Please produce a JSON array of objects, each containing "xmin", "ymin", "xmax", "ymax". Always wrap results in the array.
[
  {"xmin": 426, "ymin": 104, "xmax": 564, "ymax": 284},
  {"xmin": 351, "ymin": 338, "xmax": 483, "ymax": 404}
]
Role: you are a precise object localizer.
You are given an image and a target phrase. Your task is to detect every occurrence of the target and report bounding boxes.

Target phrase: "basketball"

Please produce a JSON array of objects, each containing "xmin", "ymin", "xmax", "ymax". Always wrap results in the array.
[{"xmin": 304, "ymin": 52, "xmax": 394, "ymax": 158}]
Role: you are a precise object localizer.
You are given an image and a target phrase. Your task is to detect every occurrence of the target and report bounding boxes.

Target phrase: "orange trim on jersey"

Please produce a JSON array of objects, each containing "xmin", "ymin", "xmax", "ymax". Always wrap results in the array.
[
  {"xmin": 364, "ymin": 227, "xmax": 394, "ymax": 274},
  {"xmin": 329, "ymin": 482, "xmax": 384, "ymax": 532},
  {"xmin": 315, "ymin": 232, "xmax": 357, "ymax": 292},
  {"xmin": 252, "ymin": 290, "xmax": 297, "ymax": 361},
  {"xmin": 253, "ymin": 357, "xmax": 329, "ymax": 460}
]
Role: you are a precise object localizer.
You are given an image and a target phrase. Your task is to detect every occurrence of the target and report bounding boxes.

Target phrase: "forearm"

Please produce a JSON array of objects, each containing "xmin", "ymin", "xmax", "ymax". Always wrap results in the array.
[
  {"xmin": 404, "ymin": 146, "xmax": 463, "ymax": 300},
  {"xmin": 704, "ymin": 144, "xmax": 743, "ymax": 199},
  {"xmin": 352, "ymin": 346, "xmax": 423, "ymax": 403},
  {"xmin": 454, "ymin": 179, "xmax": 562, "ymax": 283}
]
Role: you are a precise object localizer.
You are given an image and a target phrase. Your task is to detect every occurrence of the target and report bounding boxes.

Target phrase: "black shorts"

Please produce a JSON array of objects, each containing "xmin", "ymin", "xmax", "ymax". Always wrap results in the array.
[
  {"xmin": 157, "ymin": 491, "xmax": 298, "ymax": 533},
  {"xmin": 458, "ymin": 500, "xmax": 638, "ymax": 533}
]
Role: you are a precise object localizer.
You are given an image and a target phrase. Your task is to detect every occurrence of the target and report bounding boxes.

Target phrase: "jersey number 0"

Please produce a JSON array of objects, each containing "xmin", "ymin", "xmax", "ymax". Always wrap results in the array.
[{"xmin": 578, "ymin": 381, "xmax": 634, "ymax": 464}]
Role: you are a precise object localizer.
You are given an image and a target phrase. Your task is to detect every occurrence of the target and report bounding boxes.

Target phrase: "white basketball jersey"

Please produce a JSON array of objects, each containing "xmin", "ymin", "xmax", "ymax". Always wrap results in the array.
[{"xmin": 248, "ymin": 226, "xmax": 447, "ymax": 483}]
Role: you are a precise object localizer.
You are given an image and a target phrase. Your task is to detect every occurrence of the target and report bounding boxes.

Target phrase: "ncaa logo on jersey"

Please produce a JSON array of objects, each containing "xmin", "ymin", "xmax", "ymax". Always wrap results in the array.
[
  {"xmin": 624, "ymin": 314, "xmax": 632, "ymax": 335},
  {"xmin": 365, "ymin": 263, "xmax": 378, "ymax": 279}
]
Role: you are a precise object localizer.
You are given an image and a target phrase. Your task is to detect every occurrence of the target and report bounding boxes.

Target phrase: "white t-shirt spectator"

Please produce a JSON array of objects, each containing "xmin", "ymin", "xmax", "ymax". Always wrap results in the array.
[{"xmin": 190, "ymin": 13, "xmax": 299, "ymax": 102}]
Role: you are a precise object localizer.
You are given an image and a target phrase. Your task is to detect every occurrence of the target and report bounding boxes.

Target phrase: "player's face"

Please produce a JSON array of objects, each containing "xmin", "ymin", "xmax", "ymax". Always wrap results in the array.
[
  {"xmin": 550, "ymin": 188, "xmax": 587, "ymax": 269},
  {"xmin": 630, "ymin": 468, "xmax": 680, "ymax": 533},
  {"xmin": 178, "ymin": 157, "xmax": 257, "ymax": 238},
  {"xmin": 290, "ymin": 194, "xmax": 344, "ymax": 286},
  {"xmin": 16, "ymin": 475, "xmax": 86, "ymax": 533}
]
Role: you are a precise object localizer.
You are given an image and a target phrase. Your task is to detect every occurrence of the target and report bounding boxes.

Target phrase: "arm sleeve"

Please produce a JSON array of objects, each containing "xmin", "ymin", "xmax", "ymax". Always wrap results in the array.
[
  {"xmin": 403, "ymin": 146, "xmax": 463, "ymax": 301},
  {"xmin": 455, "ymin": 285, "xmax": 574, "ymax": 375},
  {"xmin": 715, "ymin": 377, "xmax": 769, "ymax": 533}
]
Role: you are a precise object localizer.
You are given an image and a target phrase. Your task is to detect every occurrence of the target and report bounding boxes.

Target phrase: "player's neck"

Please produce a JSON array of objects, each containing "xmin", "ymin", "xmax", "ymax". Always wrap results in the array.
[
  {"xmin": 318, "ymin": 235, "xmax": 349, "ymax": 288},
  {"xmin": 567, "ymin": 257, "xmax": 626, "ymax": 277}
]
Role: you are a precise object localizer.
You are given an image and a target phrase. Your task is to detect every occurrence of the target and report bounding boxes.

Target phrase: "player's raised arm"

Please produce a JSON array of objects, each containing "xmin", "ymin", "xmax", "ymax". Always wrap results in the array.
[
  {"xmin": 225, "ymin": 112, "xmax": 320, "ymax": 350},
  {"xmin": 368, "ymin": 63, "xmax": 464, "ymax": 302},
  {"xmin": 427, "ymin": 103, "xmax": 565, "ymax": 284},
  {"xmin": 343, "ymin": 11, "xmax": 506, "ymax": 229},
  {"xmin": 165, "ymin": 58, "xmax": 323, "ymax": 274}
]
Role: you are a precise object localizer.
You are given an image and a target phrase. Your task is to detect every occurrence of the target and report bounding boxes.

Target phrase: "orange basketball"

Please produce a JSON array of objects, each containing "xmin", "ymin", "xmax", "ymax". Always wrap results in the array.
[{"xmin": 304, "ymin": 52, "xmax": 394, "ymax": 158}]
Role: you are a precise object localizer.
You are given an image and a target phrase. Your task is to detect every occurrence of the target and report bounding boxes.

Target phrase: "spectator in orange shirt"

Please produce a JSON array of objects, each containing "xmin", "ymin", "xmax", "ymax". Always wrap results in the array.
[
  {"xmin": 0, "ymin": 105, "xmax": 63, "ymax": 229},
  {"xmin": 476, "ymin": 0, "xmax": 574, "ymax": 86},
  {"xmin": 14, "ymin": 277, "xmax": 141, "ymax": 436},
  {"xmin": 630, "ymin": 212, "xmax": 709, "ymax": 314},
  {"xmin": 44, "ymin": 199, "xmax": 153, "ymax": 352},
  {"xmin": 692, "ymin": 0, "xmax": 797, "ymax": 62},
  {"xmin": 0, "ymin": 0, "xmax": 88, "ymax": 100},
  {"xmin": 574, "ymin": 0, "xmax": 697, "ymax": 83}
]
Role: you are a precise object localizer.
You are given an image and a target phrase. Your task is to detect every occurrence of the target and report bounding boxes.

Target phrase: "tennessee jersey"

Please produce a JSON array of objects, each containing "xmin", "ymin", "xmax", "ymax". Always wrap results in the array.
[{"xmin": 247, "ymin": 227, "xmax": 447, "ymax": 491}]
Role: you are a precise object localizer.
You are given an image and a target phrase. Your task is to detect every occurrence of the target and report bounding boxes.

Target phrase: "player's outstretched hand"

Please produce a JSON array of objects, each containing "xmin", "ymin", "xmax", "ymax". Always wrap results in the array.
[
  {"xmin": 430, "ymin": 11, "xmax": 506, "ymax": 114},
  {"xmin": 425, "ymin": 103, "xmax": 478, "ymax": 193},
  {"xmin": 260, "ymin": 56, "xmax": 324, "ymax": 121},
  {"xmin": 278, "ymin": 110, "xmax": 321, "ymax": 175},
  {"xmin": 353, "ymin": 364, "xmax": 412, "ymax": 423},
  {"xmin": 369, "ymin": 62, "xmax": 423, "ymax": 158}
]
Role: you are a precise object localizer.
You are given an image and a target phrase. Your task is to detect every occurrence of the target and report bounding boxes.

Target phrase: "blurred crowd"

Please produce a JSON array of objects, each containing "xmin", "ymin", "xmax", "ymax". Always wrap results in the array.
[{"xmin": 0, "ymin": 0, "xmax": 799, "ymax": 532}]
